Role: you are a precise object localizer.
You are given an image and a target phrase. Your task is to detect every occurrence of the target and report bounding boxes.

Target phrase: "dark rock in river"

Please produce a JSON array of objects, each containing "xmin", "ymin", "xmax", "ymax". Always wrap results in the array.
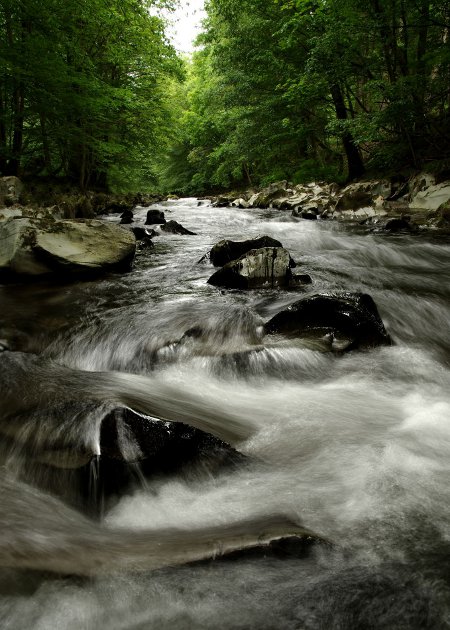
[
  {"xmin": 289, "ymin": 273, "xmax": 312, "ymax": 288},
  {"xmin": 265, "ymin": 292, "xmax": 391, "ymax": 351},
  {"xmin": 161, "ymin": 220, "xmax": 196, "ymax": 235},
  {"xmin": 145, "ymin": 209, "xmax": 166, "ymax": 225},
  {"xmin": 120, "ymin": 209, "xmax": 134, "ymax": 224},
  {"xmin": 131, "ymin": 226, "xmax": 156, "ymax": 240},
  {"xmin": 61, "ymin": 407, "xmax": 246, "ymax": 514},
  {"xmin": 208, "ymin": 247, "xmax": 294, "ymax": 290},
  {"xmin": 382, "ymin": 217, "xmax": 415, "ymax": 233},
  {"xmin": 210, "ymin": 235, "xmax": 283, "ymax": 267}
]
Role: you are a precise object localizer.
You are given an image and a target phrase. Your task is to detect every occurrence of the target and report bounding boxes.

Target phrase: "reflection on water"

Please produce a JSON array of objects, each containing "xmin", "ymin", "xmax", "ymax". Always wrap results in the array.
[{"xmin": 1, "ymin": 199, "xmax": 450, "ymax": 628}]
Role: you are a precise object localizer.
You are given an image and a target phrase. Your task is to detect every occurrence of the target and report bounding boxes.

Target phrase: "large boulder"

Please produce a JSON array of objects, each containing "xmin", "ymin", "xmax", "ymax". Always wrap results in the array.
[
  {"xmin": 265, "ymin": 292, "xmax": 390, "ymax": 351},
  {"xmin": 335, "ymin": 181, "xmax": 391, "ymax": 211},
  {"xmin": 209, "ymin": 235, "xmax": 283, "ymax": 267},
  {"xmin": 0, "ymin": 217, "xmax": 136, "ymax": 279},
  {"xmin": 208, "ymin": 247, "xmax": 295, "ymax": 289}
]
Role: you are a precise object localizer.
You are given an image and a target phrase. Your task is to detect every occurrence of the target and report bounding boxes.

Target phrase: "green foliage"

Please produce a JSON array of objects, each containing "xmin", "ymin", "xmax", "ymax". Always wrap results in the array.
[
  {"xmin": 160, "ymin": 0, "xmax": 450, "ymax": 192},
  {"xmin": 0, "ymin": 0, "xmax": 181, "ymax": 190}
]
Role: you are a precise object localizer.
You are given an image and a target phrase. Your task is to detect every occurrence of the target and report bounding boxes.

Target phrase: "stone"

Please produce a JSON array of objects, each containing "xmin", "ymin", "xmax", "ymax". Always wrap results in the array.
[
  {"xmin": 161, "ymin": 220, "xmax": 196, "ymax": 235},
  {"xmin": 209, "ymin": 235, "xmax": 283, "ymax": 267},
  {"xmin": 208, "ymin": 247, "xmax": 294, "ymax": 289},
  {"xmin": 0, "ymin": 217, "xmax": 136, "ymax": 279},
  {"xmin": 131, "ymin": 226, "xmax": 156, "ymax": 240},
  {"xmin": 265, "ymin": 292, "xmax": 391, "ymax": 351},
  {"xmin": 248, "ymin": 182, "xmax": 291, "ymax": 208},
  {"xmin": 408, "ymin": 172, "xmax": 435, "ymax": 199},
  {"xmin": 291, "ymin": 206, "xmax": 319, "ymax": 220},
  {"xmin": 212, "ymin": 195, "xmax": 234, "ymax": 207},
  {"xmin": 231, "ymin": 198, "xmax": 250, "ymax": 209},
  {"xmin": 409, "ymin": 182, "xmax": 450, "ymax": 212},
  {"xmin": 145, "ymin": 209, "xmax": 166, "ymax": 225},
  {"xmin": 335, "ymin": 181, "xmax": 391, "ymax": 211},
  {"xmin": 0, "ymin": 176, "xmax": 23, "ymax": 206},
  {"xmin": 289, "ymin": 273, "xmax": 312, "ymax": 287},
  {"xmin": 120, "ymin": 209, "xmax": 134, "ymax": 224},
  {"xmin": 383, "ymin": 217, "xmax": 415, "ymax": 233}
]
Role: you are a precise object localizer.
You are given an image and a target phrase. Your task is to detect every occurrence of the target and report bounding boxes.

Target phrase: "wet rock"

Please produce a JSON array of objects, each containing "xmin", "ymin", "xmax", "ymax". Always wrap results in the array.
[
  {"xmin": 131, "ymin": 226, "xmax": 156, "ymax": 240},
  {"xmin": 292, "ymin": 206, "xmax": 318, "ymax": 220},
  {"xmin": 5, "ymin": 403, "xmax": 246, "ymax": 516},
  {"xmin": 265, "ymin": 292, "xmax": 391, "ymax": 351},
  {"xmin": 100, "ymin": 407, "xmax": 244, "ymax": 472},
  {"xmin": 289, "ymin": 273, "xmax": 312, "ymax": 287},
  {"xmin": 212, "ymin": 194, "xmax": 235, "ymax": 207},
  {"xmin": 161, "ymin": 220, "xmax": 196, "ymax": 235},
  {"xmin": 231, "ymin": 198, "xmax": 250, "ymax": 209},
  {"xmin": 208, "ymin": 247, "xmax": 295, "ymax": 290},
  {"xmin": 145, "ymin": 209, "xmax": 166, "ymax": 225},
  {"xmin": 382, "ymin": 217, "xmax": 415, "ymax": 233},
  {"xmin": 210, "ymin": 235, "xmax": 283, "ymax": 267},
  {"xmin": 0, "ymin": 217, "xmax": 136, "ymax": 279},
  {"xmin": 120, "ymin": 209, "xmax": 134, "ymax": 224}
]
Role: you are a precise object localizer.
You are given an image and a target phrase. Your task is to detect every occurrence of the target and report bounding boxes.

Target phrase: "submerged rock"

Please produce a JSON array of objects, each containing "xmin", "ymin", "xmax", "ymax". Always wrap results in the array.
[
  {"xmin": 209, "ymin": 235, "xmax": 283, "ymax": 267},
  {"xmin": 145, "ymin": 209, "xmax": 166, "ymax": 225},
  {"xmin": 0, "ymin": 217, "xmax": 136, "ymax": 279},
  {"xmin": 208, "ymin": 247, "xmax": 295, "ymax": 290},
  {"xmin": 161, "ymin": 220, "xmax": 196, "ymax": 235},
  {"xmin": 265, "ymin": 292, "xmax": 390, "ymax": 351}
]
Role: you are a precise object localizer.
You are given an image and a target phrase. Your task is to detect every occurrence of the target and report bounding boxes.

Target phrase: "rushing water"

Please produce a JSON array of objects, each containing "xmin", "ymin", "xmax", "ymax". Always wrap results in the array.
[{"xmin": 1, "ymin": 198, "xmax": 450, "ymax": 628}]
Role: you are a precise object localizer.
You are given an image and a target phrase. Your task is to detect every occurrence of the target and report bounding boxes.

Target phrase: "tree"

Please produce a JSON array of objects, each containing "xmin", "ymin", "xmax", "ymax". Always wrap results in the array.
[
  {"xmin": 0, "ymin": 0, "xmax": 181, "ymax": 190},
  {"xmin": 161, "ymin": 0, "xmax": 450, "ymax": 192}
]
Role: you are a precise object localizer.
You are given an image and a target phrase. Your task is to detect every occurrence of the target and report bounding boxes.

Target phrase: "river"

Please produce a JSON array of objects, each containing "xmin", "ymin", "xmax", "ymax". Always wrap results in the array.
[{"xmin": 1, "ymin": 198, "xmax": 450, "ymax": 628}]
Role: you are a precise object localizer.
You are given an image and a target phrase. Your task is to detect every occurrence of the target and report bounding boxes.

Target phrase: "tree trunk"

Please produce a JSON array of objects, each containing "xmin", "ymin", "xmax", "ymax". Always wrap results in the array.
[
  {"xmin": 6, "ymin": 80, "xmax": 24, "ymax": 176},
  {"xmin": 330, "ymin": 84, "xmax": 365, "ymax": 180}
]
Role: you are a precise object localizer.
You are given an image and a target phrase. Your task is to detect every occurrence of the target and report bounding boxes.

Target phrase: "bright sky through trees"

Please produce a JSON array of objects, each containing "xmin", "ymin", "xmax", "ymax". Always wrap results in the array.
[{"xmin": 166, "ymin": 0, "xmax": 206, "ymax": 53}]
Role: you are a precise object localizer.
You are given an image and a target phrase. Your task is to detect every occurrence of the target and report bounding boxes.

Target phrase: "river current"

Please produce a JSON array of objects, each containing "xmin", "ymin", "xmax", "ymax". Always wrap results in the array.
[{"xmin": 1, "ymin": 198, "xmax": 450, "ymax": 628}]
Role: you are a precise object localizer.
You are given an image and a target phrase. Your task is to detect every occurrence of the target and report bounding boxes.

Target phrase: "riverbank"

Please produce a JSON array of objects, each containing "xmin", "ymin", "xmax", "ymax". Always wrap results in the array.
[{"xmin": 208, "ymin": 172, "xmax": 450, "ymax": 233}]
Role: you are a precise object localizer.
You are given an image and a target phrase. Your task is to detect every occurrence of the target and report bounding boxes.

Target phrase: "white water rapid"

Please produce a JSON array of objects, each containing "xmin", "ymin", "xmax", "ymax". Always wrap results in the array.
[{"xmin": 0, "ymin": 199, "xmax": 449, "ymax": 629}]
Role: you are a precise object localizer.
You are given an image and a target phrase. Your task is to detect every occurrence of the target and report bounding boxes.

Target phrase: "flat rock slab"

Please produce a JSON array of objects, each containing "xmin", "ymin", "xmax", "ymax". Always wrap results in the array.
[
  {"xmin": 208, "ymin": 247, "xmax": 293, "ymax": 289},
  {"xmin": 265, "ymin": 292, "xmax": 391, "ymax": 351},
  {"xmin": 0, "ymin": 217, "xmax": 136, "ymax": 279}
]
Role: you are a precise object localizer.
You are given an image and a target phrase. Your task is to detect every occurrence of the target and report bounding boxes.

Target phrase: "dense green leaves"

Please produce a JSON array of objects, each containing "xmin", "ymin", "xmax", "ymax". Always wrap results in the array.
[
  {"xmin": 2, "ymin": 0, "xmax": 448, "ymax": 193},
  {"xmin": 160, "ymin": 0, "xmax": 450, "ymax": 193},
  {"xmin": 0, "ymin": 0, "xmax": 180, "ymax": 190}
]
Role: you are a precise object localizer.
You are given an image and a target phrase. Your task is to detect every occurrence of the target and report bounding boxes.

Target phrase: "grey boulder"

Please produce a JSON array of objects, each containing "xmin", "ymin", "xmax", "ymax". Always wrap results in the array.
[
  {"xmin": 0, "ymin": 217, "xmax": 136, "ymax": 279},
  {"xmin": 208, "ymin": 247, "xmax": 295, "ymax": 289}
]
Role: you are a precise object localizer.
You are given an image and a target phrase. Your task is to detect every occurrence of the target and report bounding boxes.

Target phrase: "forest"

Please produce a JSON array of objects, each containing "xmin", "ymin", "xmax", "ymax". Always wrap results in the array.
[{"xmin": 1, "ymin": 0, "xmax": 449, "ymax": 193}]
